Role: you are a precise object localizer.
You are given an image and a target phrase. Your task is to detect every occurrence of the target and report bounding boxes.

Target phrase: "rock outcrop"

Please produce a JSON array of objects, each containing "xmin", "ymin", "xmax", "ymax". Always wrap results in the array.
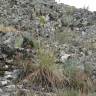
[{"xmin": 0, "ymin": 0, "xmax": 96, "ymax": 95}]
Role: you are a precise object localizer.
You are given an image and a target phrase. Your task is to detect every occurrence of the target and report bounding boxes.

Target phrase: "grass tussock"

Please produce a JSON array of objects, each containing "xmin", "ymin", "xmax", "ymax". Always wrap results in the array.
[
  {"xmin": 23, "ymin": 48, "xmax": 64, "ymax": 89},
  {"xmin": 16, "ymin": 46, "xmax": 65, "ymax": 90},
  {"xmin": 24, "ymin": 67, "xmax": 62, "ymax": 89}
]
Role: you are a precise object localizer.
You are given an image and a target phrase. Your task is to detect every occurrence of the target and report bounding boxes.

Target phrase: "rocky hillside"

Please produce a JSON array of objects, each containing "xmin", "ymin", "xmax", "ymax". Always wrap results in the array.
[{"xmin": 0, "ymin": 0, "xmax": 96, "ymax": 96}]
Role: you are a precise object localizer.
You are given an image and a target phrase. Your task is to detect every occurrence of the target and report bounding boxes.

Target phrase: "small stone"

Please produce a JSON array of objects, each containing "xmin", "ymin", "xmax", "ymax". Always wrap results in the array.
[{"xmin": 60, "ymin": 53, "xmax": 71, "ymax": 63}]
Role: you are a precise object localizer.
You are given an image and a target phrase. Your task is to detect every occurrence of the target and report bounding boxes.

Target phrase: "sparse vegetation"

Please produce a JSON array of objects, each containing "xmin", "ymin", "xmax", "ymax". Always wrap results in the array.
[
  {"xmin": 39, "ymin": 16, "xmax": 46, "ymax": 27},
  {"xmin": 0, "ymin": 0, "xmax": 96, "ymax": 96},
  {"xmin": 14, "ymin": 38, "xmax": 93, "ymax": 96},
  {"xmin": 23, "ymin": 47, "xmax": 64, "ymax": 89},
  {"xmin": 55, "ymin": 28, "xmax": 80, "ymax": 44}
]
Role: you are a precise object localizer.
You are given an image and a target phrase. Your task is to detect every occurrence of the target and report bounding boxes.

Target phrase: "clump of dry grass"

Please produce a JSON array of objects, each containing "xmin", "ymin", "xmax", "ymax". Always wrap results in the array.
[
  {"xmin": 21, "ymin": 48, "xmax": 64, "ymax": 90},
  {"xmin": 63, "ymin": 68, "xmax": 93, "ymax": 96},
  {"xmin": 0, "ymin": 24, "xmax": 17, "ymax": 32},
  {"xmin": 62, "ymin": 59, "xmax": 93, "ymax": 96},
  {"xmin": 71, "ymin": 70, "xmax": 92, "ymax": 95},
  {"xmin": 15, "ymin": 46, "xmax": 65, "ymax": 91},
  {"xmin": 24, "ymin": 67, "xmax": 62, "ymax": 89}
]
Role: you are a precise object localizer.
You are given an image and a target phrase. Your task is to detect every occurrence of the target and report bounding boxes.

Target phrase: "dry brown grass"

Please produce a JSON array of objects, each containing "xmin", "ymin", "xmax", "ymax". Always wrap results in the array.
[
  {"xmin": 68, "ymin": 69, "xmax": 93, "ymax": 96},
  {"xmin": 0, "ymin": 24, "xmax": 17, "ymax": 32},
  {"xmin": 23, "ymin": 67, "xmax": 63, "ymax": 89}
]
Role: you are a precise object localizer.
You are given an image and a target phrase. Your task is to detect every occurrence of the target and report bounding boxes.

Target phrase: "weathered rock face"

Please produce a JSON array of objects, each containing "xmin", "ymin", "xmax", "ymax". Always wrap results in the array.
[
  {"xmin": 0, "ymin": 29, "xmax": 37, "ymax": 95},
  {"xmin": 0, "ymin": 0, "xmax": 96, "ymax": 41},
  {"xmin": 0, "ymin": 32, "xmax": 37, "ymax": 95}
]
